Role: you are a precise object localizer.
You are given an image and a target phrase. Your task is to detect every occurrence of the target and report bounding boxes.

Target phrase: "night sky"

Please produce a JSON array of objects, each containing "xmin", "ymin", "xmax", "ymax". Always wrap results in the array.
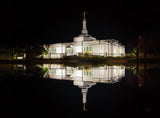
[{"xmin": 3, "ymin": 0, "xmax": 160, "ymax": 49}]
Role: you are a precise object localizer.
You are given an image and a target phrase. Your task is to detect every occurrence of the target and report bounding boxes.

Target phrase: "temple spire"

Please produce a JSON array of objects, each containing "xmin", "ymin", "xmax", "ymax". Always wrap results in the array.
[
  {"xmin": 81, "ymin": 12, "xmax": 88, "ymax": 35},
  {"xmin": 83, "ymin": 12, "xmax": 87, "ymax": 19}
]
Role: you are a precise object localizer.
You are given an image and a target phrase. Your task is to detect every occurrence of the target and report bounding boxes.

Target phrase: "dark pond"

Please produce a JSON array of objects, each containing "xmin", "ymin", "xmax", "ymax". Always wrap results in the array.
[{"xmin": 0, "ymin": 63, "xmax": 160, "ymax": 118}]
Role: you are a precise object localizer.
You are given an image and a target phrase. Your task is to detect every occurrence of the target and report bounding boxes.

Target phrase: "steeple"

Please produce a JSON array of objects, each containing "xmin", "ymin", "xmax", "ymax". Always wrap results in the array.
[{"xmin": 81, "ymin": 12, "xmax": 88, "ymax": 36}]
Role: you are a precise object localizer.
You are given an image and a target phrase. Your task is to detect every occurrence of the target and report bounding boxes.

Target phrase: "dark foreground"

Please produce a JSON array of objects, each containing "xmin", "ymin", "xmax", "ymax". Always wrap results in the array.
[{"xmin": 0, "ymin": 63, "xmax": 160, "ymax": 118}]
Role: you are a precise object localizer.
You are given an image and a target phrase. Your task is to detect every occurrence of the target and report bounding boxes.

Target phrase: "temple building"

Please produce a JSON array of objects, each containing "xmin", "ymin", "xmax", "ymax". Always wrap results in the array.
[
  {"xmin": 42, "ymin": 64, "xmax": 125, "ymax": 111},
  {"xmin": 43, "ymin": 12, "xmax": 125, "ymax": 59}
]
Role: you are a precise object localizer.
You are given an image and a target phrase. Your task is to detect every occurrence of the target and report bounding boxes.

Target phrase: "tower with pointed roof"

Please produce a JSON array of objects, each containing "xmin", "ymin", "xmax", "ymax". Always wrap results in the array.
[
  {"xmin": 81, "ymin": 12, "xmax": 88, "ymax": 36},
  {"xmin": 74, "ymin": 12, "xmax": 96, "ymax": 42}
]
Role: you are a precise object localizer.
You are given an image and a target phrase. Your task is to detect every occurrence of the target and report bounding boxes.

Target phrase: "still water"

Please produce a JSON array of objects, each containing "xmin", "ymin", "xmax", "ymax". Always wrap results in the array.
[{"xmin": 0, "ymin": 63, "xmax": 160, "ymax": 118}]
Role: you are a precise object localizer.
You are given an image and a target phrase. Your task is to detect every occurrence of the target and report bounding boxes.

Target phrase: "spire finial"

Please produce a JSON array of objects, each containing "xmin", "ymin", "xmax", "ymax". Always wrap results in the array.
[{"xmin": 83, "ymin": 12, "xmax": 87, "ymax": 19}]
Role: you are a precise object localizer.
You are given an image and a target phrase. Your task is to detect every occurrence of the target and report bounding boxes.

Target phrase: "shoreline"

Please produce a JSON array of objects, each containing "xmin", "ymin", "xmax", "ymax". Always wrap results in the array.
[{"xmin": 0, "ymin": 58, "xmax": 159, "ymax": 65}]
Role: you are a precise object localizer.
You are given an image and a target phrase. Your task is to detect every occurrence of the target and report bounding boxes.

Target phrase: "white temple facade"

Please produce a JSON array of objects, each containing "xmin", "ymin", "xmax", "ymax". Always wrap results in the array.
[
  {"xmin": 43, "ymin": 64, "xmax": 125, "ymax": 84},
  {"xmin": 43, "ymin": 13, "xmax": 125, "ymax": 59}
]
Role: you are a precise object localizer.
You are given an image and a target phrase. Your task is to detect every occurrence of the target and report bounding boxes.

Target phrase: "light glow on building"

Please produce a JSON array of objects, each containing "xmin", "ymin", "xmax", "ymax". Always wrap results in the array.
[{"xmin": 43, "ymin": 13, "xmax": 125, "ymax": 59}]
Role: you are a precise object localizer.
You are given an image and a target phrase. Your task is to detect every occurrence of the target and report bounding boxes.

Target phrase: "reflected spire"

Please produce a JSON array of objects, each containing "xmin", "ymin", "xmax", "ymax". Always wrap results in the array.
[
  {"xmin": 82, "ymin": 88, "xmax": 88, "ymax": 111},
  {"xmin": 80, "ymin": 82, "xmax": 96, "ymax": 111},
  {"xmin": 82, "ymin": 88, "xmax": 87, "ymax": 102},
  {"xmin": 83, "ymin": 103, "xmax": 87, "ymax": 111}
]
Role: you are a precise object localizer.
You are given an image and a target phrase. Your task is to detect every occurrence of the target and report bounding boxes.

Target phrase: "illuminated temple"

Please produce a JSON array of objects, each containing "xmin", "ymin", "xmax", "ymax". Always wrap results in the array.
[
  {"xmin": 42, "ymin": 64, "xmax": 125, "ymax": 110},
  {"xmin": 43, "ymin": 13, "xmax": 125, "ymax": 59}
]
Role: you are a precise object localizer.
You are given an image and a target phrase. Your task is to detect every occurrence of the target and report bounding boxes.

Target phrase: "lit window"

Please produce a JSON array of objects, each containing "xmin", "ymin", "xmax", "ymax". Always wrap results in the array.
[
  {"xmin": 89, "ymin": 72, "xmax": 91, "ymax": 76},
  {"xmin": 50, "ymin": 48, "xmax": 56, "ymax": 53},
  {"xmin": 17, "ymin": 57, "xmax": 23, "ymax": 59},
  {"xmin": 50, "ymin": 69, "xmax": 56, "ymax": 74},
  {"xmin": 90, "ymin": 47, "xmax": 91, "ymax": 51}
]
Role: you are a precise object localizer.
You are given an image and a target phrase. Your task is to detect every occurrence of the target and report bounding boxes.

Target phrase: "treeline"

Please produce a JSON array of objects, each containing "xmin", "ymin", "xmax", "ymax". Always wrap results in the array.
[
  {"xmin": 0, "ymin": 46, "xmax": 25, "ymax": 60},
  {"xmin": 0, "ymin": 45, "xmax": 48, "ymax": 61}
]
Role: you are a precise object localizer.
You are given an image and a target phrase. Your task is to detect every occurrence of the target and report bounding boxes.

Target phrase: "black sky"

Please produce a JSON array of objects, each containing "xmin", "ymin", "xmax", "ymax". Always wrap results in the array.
[{"xmin": 3, "ymin": 0, "xmax": 160, "ymax": 47}]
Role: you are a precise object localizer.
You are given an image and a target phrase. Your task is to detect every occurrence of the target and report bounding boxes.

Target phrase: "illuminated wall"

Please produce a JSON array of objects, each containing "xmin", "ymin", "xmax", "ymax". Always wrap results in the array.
[
  {"xmin": 44, "ymin": 39, "xmax": 125, "ymax": 58},
  {"xmin": 43, "ymin": 43, "xmax": 66, "ymax": 59},
  {"xmin": 43, "ymin": 64, "xmax": 125, "ymax": 85},
  {"xmin": 43, "ymin": 15, "xmax": 125, "ymax": 58}
]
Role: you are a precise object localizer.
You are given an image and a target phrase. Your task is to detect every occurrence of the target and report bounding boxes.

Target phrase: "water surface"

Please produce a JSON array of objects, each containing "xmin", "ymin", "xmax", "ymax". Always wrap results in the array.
[{"xmin": 0, "ymin": 63, "xmax": 159, "ymax": 118}]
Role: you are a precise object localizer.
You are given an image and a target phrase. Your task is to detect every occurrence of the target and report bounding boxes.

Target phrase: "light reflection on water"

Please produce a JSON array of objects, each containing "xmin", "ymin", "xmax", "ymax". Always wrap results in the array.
[
  {"xmin": 41, "ymin": 64, "xmax": 125, "ymax": 111},
  {"xmin": 42, "ymin": 64, "xmax": 125, "ymax": 83},
  {"xmin": 0, "ymin": 63, "xmax": 159, "ymax": 89},
  {"xmin": 1, "ymin": 63, "xmax": 159, "ymax": 88},
  {"xmin": 0, "ymin": 63, "xmax": 160, "ymax": 117}
]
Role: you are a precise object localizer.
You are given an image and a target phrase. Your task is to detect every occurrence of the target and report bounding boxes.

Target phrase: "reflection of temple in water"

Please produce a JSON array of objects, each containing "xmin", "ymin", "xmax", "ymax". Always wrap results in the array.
[{"xmin": 43, "ymin": 64, "xmax": 125, "ymax": 111}]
